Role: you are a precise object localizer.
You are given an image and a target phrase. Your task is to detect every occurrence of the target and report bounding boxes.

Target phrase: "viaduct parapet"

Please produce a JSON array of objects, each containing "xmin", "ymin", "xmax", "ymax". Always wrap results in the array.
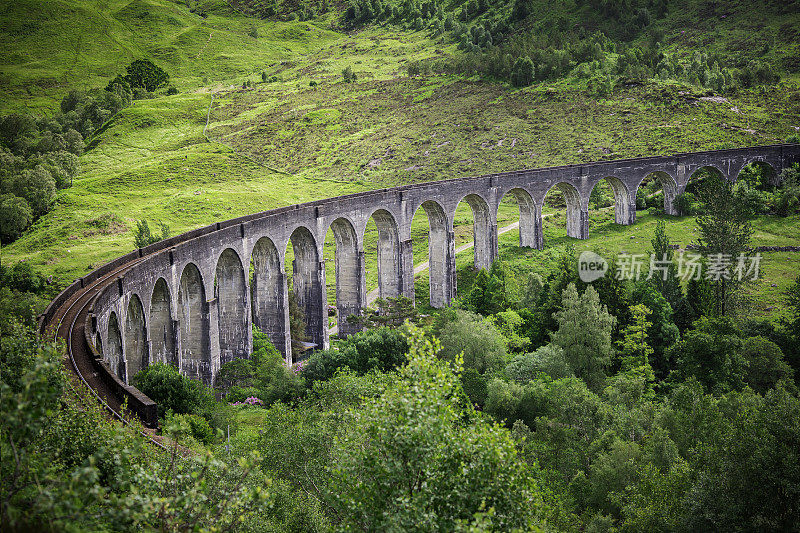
[{"xmin": 42, "ymin": 144, "xmax": 800, "ymax": 398}]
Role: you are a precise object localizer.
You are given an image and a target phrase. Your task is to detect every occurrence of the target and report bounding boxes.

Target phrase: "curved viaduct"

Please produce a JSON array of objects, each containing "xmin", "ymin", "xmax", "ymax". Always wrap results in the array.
[{"xmin": 41, "ymin": 144, "xmax": 799, "ymax": 426}]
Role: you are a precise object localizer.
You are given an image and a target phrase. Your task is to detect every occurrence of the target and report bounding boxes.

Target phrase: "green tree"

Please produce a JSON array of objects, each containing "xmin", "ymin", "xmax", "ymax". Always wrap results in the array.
[
  {"xmin": 435, "ymin": 309, "xmax": 508, "ymax": 373},
  {"xmin": 505, "ymin": 344, "xmax": 572, "ymax": 383},
  {"xmin": 631, "ymin": 282, "xmax": 679, "ymax": 379},
  {"xmin": 123, "ymin": 59, "xmax": 170, "ymax": 92},
  {"xmin": 617, "ymin": 304, "xmax": 653, "ymax": 370},
  {"xmin": 739, "ymin": 336, "xmax": 794, "ymax": 393},
  {"xmin": 779, "ymin": 274, "xmax": 800, "ymax": 374},
  {"xmin": 696, "ymin": 174, "xmax": 753, "ymax": 316},
  {"xmin": 0, "ymin": 194, "xmax": 32, "ymax": 243},
  {"xmin": 648, "ymin": 220, "xmax": 682, "ymax": 310},
  {"xmin": 342, "ymin": 65, "xmax": 357, "ymax": 83},
  {"xmin": 668, "ymin": 317, "xmax": 746, "ymax": 393},
  {"xmin": 11, "ymin": 166, "xmax": 56, "ymax": 217},
  {"xmin": 326, "ymin": 326, "xmax": 544, "ymax": 530},
  {"xmin": 551, "ymin": 283, "xmax": 616, "ymax": 390},
  {"xmin": 133, "ymin": 219, "xmax": 169, "ymax": 248},
  {"xmin": 511, "ymin": 56, "xmax": 535, "ymax": 87}
]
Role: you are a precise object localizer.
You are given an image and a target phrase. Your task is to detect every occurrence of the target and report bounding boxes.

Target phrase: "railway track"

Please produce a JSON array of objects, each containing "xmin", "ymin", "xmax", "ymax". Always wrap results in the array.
[{"xmin": 44, "ymin": 257, "xmax": 170, "ymax": 451}]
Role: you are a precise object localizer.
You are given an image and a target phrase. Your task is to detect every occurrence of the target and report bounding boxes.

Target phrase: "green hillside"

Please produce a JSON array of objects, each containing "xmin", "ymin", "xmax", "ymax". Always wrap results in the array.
[{"xmin": 1, "ymin": 0, "xmax": 798, "ymax": 292}]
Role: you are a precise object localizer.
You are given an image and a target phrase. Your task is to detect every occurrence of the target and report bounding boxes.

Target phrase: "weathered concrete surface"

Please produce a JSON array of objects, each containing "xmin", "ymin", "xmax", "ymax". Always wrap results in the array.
[{"xmin": 80, "ymin": 144, "xmax": 798, "ymax": 385}]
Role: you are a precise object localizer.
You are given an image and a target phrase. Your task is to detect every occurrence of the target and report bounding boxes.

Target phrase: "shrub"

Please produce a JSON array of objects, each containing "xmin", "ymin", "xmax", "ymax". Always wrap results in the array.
[
  {"xmin": 225, "ymin": 386, "xmax": 263, "ymax": 403},
  {"xmin": 133, "ymin": 362, "xmax": 212, "ymax": 417},
  {"xmin": 133, "ymin": 219, "xmax": 169, "ymax": 248},
  {"xmin": 510, "ymin": 56, "xmax": 535, "ymax": 87},
  {"xmin": 342, "ymin": 66, "xmax": 357, "ymax": 83},
  {"xmin": 302, "ymin": 327, "xmax": 409, "ymax": 384},
  {"xmin": 166, "ymin": 86, "xmax": 178, "ymax": 95}
]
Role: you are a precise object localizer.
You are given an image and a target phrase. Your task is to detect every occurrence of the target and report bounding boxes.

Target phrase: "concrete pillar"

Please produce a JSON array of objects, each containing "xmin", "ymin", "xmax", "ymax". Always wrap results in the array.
[
  {"xmin": 337, "ymin": 249, "xmax": 365, "ymax": 338},
  {"xmin": 311, "ymin": 259, "xmax": 329, "ymax": 350},
  {"xmin": 566, "ymin": 203, "xmax": 589, "ymax": 239},
  {"xmin": 615, "ymin": 190, "xmax": 637, "ymax": 225},
  {"xmin": 400, "ymin": 238, "xmax": 415, "ymax": 302},
  {"xmin": 279, "ymin": 272, "xmax": 292, "ymax": 365},
  {"xmin": 207, "ymin": 297, "xmax": 219, "ymax": 386},
  {"xmin": 489, "ymin": 221, "xmax": 499, "ymax": 266},
  {"xmin": 446, "ymin": 229, "xmax": 456, "ymax": 305},
  {"xmin": 533, "ymin": 203, "xmax": 544, "ymax": 249}
]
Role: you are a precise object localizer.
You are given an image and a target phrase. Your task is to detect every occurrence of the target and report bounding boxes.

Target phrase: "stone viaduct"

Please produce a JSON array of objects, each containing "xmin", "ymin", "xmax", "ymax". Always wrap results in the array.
[{"xmin": 65, "ymin": 144, "xmax": 797, "ymax": 388}]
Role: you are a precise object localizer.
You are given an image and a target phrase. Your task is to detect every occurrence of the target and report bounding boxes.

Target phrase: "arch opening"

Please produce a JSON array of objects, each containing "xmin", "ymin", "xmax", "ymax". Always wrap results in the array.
[
  {"xmin": 411, "ymin": 200, "xmax": 452, "ymax": 308},
  {"xmin": 638, "ymin": 171, "xmax": 679, "ymax": 215},
  {"xmin": 150, "ymin": 278, "xmax": 176, "ymax": 367},
  {"xmin": 107, "ymin": 312, "xmax": 124, "ymax": 383},
  {"xmin": 251, "ymin": 236, "xmax": 289, "ymax": 358},
  {"xmin": 543, "ymin": 182, "xmax": 585, "ymax": 240},
  {"xmin": 499, "ymin": 187, "xmax": 540, "ymax": 249},
  {"xmin": 178, "ymin": 263, "xmax": 211, "ymax": 384},
  {"xmin": 285, "ymin": 226, "xmax": 326, "ymax": 353},
  {"xmin": 365, "ymin": 209, "xmax": 401, "ymax": 303},
  {"xmin": 737, "ymin": 161, "xmax": 778, "ymax": 189},
  {"xmin": 124, "ymin": 294, "xmax": 148, "ymax": 382},
  {"xmin": 589, "ymin": 176, "xmax": 633, "ymax": 226},
  {"xmin": 681, "ymin": 166, "xmax": 726, "ymax": 215},
  {"xmin": 455, "ymin": 193, "xmax": 493, "ymax": 272},
  {"xmin": 215, "ymin": 248, "xmax": 249, "ymax": 366},
  {"xmin": 326, "ymin": 217, "xmax": 362, "ymax": 337}
]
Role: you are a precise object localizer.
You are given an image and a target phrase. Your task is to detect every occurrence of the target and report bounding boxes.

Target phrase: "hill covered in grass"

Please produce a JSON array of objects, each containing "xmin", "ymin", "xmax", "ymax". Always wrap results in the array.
[{"xmin": 1, "ymin": 0, "xmax": 798, "ymax": 297}]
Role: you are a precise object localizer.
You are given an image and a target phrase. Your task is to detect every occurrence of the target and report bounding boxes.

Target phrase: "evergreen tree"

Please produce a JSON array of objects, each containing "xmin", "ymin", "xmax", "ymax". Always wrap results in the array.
[
  {"xmin": 551, "ymin": 283, "xmax": 616, "ymax": 391},
  {"xmin": 696, "ymin": 175, "xmax": 753, "ymax": 316},
  {"xmin": 648, "ymin": 220, "xmax": 682, "ymax": 310},
  {"xmin": 617, "ymin": 304, "xmax": 653, "ymax": 370}
]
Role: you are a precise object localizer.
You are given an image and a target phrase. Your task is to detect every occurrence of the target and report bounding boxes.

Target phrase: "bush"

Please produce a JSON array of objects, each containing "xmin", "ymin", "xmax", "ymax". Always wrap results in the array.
[
  {"xmin": 511, "ymin": 56, "xmax": 535, "ymax": 87},
  {"xmin": 673, "ymin": 191, "xmax": 697, "ymax": 215},
  {"xmin": 225, "ymin": 386, "xmax": 263, "ymax": 403},
  {"xmin": 342, "ymin": 66, "xmax": 357, "ymax": 83},
  {"xmin": 133, "ymin": 219, "xmax": 169, "ymax": 248},
  {"xmin": 302, "ymin": 327, "xmax": 409, "ymax": 384},
  {"xmin": 133, "ymin": 362, "xmax": 212, "ymax": 417},
  {"xmin": 166, "ymin": 86, "xmax": 178, "ymax": 95}
]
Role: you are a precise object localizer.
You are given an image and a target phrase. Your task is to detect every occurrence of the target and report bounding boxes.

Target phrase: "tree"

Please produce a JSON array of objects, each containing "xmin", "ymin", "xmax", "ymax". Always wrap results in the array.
[
  {"xmin": 631, "ymin": 283, "xmax": 679, "ymax": 379},
  {"xmin": 668, "ymin": 317, "xmax": 747, "ymax": 393},
  {"xmin": 696, "ymin": 174, "xmax": 753, "ymax": 316},
  {"xmin": 617, "ymin": 304, "xmax": 653, "ymax": 370},
  {"xmin": 779, "ymin": 274, "xmax": 800, "ymax": 374},
  {"xmin": 133, "ymin": 219, "xmax": 169, "ymax": 248},
  {"xmin": 739, "ymin": 336, "xmax": 794, "ymax": 393},
  {"xmin": 347, "ymin": 295, "xmax": 419, "ymax": 328},
  {"xmin": 435, "ymin": 309, "xmax": 508, "ymax": 373},
  {"xmin": 511, "ymin": 56, "xmax": 535, "ymax": 87},
  {"xmin": 123, "ymin": 59, "xmax": 170, "ymax": 92},
  {"xmin": 0, "ymin": 194, "xmax": 32, "ymax": 243},
  {"xmin": 551, "ymin": 283, "xmax": 616, "ymax": 391},
  {"xmin": 505, "ymin": 343, "xmax": 572, "ymax": 383},
  {"xmin": 342, "ymin": 66, "xmax": 357, "ymax": 83},
  {"xmin": 326, "ymin": 326, "xmax": 544, "ymax": 530},
  {"xmin": 11, "ymin": 166, "xmax": 56, "ymax": 217},
  {"xmin": 648, "ymin": 220, "xmax": 682, "ymax": 310}
]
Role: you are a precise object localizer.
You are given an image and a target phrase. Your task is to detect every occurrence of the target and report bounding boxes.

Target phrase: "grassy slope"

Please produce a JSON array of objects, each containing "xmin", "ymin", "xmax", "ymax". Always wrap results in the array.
[{"xmin": 1, "ymin": 0, "xmax": 798, "ymax": 320}]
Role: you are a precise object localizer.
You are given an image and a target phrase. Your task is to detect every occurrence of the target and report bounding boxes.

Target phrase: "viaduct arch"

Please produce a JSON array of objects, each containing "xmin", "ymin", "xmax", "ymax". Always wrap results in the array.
[{"xmin": 40, "ymin": 144, "xmax": 798, "ymax": 423}]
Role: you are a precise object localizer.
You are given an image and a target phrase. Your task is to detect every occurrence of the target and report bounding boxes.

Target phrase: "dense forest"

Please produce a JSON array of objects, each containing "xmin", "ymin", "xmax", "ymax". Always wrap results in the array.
[{"xmin": 2, "ymin": 0, "xmax": 800, "ymax": 530}]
